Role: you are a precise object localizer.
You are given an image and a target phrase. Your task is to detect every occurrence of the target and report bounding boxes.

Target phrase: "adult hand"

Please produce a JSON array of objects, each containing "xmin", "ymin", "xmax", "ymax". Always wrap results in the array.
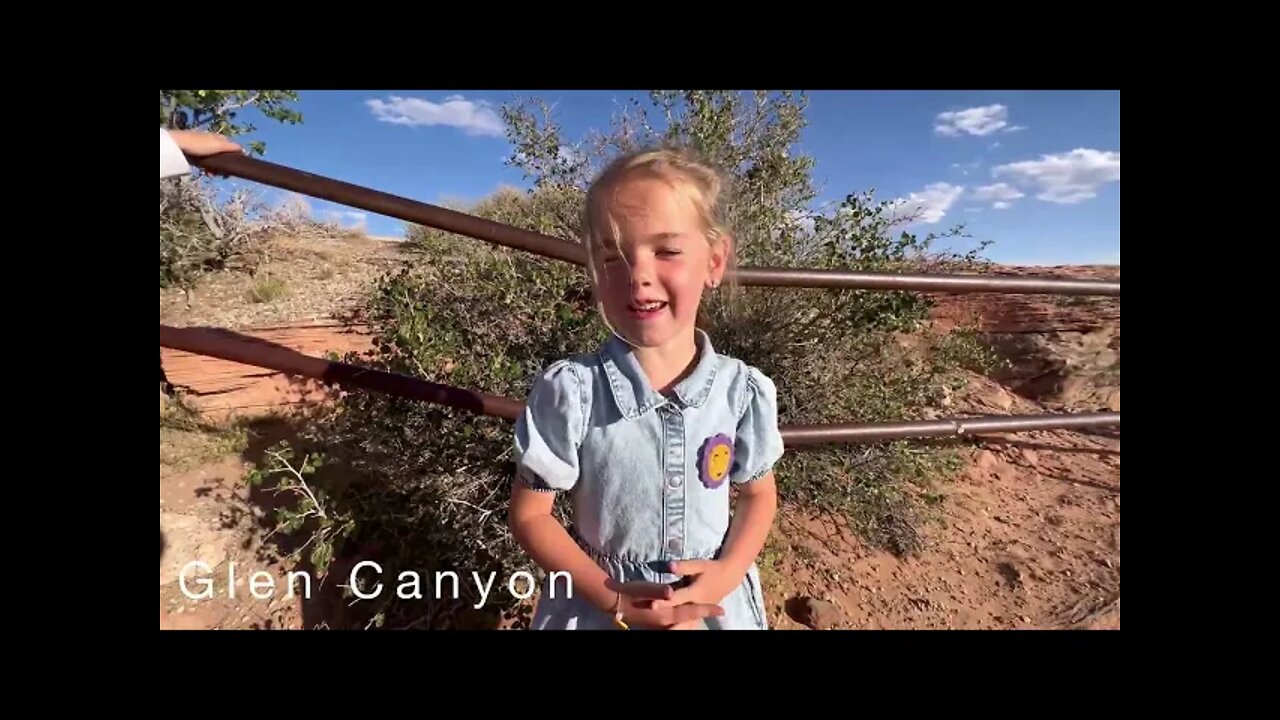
[{"xmin": 169, "ymin": 130, "xmax": 242, "ymax": 157}]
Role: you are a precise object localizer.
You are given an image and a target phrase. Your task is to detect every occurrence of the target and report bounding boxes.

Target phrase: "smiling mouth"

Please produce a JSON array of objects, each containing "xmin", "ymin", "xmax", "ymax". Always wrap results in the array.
[{"xmin": 627, "ymin": 300, "xmax": 668, "ymax": 317}]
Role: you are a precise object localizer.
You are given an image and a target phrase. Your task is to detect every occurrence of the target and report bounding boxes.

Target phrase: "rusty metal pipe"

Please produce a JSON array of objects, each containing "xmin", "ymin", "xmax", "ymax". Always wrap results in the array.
[
  {"xmin": 190, "ymin": 153, "xmax": 1120, "ymax": 297},
  {"xmin": 734, "ymin": 268, "xmax": 1117, "ymax": 295},
  {"xmin": 159, "ymin": 324, "xmax": 525, "ymax": 421},
  {"xmin": 780, "ymin": 412, "xmax": 1119, "ymax": 444},
  {"xmin": 194, "ymin": 153, "xmax": 585, "ymax": 265},
  {"xmin": 160, "ymin": 324, "xmax": 1119, "ymax": 444}
]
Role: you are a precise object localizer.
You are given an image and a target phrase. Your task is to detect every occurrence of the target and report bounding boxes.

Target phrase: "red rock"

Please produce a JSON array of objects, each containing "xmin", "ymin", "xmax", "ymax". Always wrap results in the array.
[{"xmin": 160, "ymin": 322, "xmax": 373, "ymax": 417}]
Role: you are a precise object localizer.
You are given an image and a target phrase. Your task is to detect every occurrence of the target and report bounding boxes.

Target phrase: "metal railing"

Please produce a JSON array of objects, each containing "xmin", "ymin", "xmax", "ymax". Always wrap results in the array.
[
  {"xmin": 158, "ymin": 152, "xmax": 1120, "ymax": 445},
  {"xmin": 159, "ymin": 325, "xmax": 1119, "ymax": 445},
  {"xmin": 192, "ymin": 153, "xmax": 1120, "ymax": 297}
]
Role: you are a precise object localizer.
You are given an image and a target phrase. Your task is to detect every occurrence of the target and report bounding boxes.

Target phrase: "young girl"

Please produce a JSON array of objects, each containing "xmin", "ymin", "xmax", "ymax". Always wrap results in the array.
[{"xmin": 509, "ymin": 147, "xmax": 784, "ymax": 630}]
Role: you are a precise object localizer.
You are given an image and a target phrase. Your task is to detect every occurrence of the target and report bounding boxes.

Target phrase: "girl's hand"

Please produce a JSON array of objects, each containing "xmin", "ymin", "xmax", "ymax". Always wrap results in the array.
[
  {"xmin": 605, "ymin": 578, "xmax": 724, "ymax": 630},
  {"xmin": 662, "ymin": 559, "xmax": 741, "ymax": 608}
]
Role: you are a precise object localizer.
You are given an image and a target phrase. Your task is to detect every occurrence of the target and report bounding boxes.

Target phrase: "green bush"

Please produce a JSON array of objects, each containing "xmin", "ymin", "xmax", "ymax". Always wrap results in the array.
[{"xmin": 253, "ymin": 91, "xmax": 999, "ymax": 629}]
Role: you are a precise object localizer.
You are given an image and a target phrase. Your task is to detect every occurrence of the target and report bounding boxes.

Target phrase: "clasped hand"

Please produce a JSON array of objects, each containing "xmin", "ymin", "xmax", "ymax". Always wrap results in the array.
[{"xmin": 607, "ymin": 559, "xmax": 740, "ymax": 630}]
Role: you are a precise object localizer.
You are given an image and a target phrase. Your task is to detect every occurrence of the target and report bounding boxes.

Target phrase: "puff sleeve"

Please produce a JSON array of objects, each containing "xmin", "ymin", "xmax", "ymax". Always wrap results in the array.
[
  {"xmin": 513, "ymin": 361, "xmax": 587, "ymax": 492},
  {"xmin": 729, "ymin": 367, "xmax": 785, "ymax": 485},
  {"xmin": 160, "ymin": 127, "xmax": 191, "ymax": 179}
]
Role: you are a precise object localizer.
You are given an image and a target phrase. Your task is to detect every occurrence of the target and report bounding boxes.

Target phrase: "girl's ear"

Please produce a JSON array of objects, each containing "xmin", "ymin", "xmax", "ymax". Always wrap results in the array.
[{"xmin": 706, "ymin": 234, "xmax": 732, "ymax": 288}]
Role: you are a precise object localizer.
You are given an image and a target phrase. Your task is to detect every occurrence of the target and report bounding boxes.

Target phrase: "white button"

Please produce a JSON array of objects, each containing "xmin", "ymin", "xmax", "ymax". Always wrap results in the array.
[{"xmin": 668, "ymin": 475, "xmax": 683, "ymax": 488}]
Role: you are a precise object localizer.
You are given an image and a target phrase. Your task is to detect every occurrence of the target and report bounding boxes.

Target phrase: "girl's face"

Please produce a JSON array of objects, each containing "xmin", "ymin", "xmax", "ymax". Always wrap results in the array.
[{"xmin": 590, "ymin": 176, "xmax": 728, "ymax": 350}]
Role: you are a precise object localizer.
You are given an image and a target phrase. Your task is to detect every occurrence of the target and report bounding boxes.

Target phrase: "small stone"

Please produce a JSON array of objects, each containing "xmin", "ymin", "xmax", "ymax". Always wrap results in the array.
[{"xmin": 785, "ymin": 597, "xmax": 845, "ymax": 630}]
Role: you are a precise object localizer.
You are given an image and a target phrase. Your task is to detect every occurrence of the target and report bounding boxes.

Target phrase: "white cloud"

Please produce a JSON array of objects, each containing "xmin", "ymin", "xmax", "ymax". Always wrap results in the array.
[
  {"xmin": 950, "ymin": 160, "xmax": 982, "ymax": 176},
  {"xmin": 992, "ymin": 148, "xmax": 1120, "ymax": 204},
  {"xmin": 990, "ymin": 141, "xmax": 1002, "ymax": 149},
  {"xmin": 366, "ymin": 95, "xmax": 504, "ymax": 137},
  {"xmin": 971, "ymin": 182, "xmax": 1025, "ymax": 210},
  {"xmin": 1004, "ymin": 125, "xmax": 1027, "ymax": 133},
  {"xmin": 935, "ymin": 104, "xmax": 1019, "ymax": 137},
  {"xmin": 887, "ymin": 182, "xmax": 965, "ymax": 224}
]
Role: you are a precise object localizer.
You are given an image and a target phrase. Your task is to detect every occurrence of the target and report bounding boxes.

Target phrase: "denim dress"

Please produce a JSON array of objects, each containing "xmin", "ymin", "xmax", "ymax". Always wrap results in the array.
[{"xmin": 513, "ymin": 329, "xmax": 785, "ymax": 630}]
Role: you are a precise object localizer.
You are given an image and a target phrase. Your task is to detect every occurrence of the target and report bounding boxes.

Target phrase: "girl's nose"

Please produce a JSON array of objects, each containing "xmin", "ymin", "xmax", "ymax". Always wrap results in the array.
[{"xmin": 627, "ymin": 256, "xmax": 655, "ymax": 287}]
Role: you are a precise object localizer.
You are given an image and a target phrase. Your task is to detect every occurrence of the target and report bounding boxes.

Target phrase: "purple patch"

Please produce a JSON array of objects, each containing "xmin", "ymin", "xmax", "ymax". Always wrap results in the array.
[{"xmin": 699, "ymin": 433, "xmax": 734, "ymax": 489}]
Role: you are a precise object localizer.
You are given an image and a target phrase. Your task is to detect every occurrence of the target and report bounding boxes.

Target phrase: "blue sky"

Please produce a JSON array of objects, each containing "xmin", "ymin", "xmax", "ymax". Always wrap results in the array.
[{"xmin": 222, "ymin": 90, "xmax": 1119, "ymax": 266}]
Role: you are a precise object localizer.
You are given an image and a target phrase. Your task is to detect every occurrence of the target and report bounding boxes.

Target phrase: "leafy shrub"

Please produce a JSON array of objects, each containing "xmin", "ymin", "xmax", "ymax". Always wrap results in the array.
[{"xmin": 254, "ymin": 91, "xmax": 1000, "ymax": 629}]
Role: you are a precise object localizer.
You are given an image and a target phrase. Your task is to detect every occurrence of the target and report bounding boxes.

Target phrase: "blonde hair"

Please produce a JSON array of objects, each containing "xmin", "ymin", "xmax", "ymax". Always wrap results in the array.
[{"xmin": 581, "ymin": 146, "xmax": 738, "ymax": 297}]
